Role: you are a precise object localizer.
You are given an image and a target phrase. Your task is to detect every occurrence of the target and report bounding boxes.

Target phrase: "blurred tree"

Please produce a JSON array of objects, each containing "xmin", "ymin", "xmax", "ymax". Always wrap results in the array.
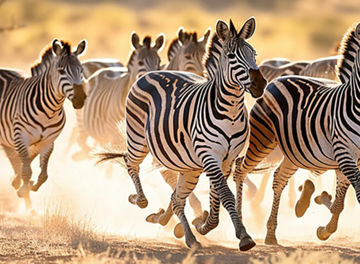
[{"xmin": 0, "ymin": 0, "xmax": 25, "ymax": 33}]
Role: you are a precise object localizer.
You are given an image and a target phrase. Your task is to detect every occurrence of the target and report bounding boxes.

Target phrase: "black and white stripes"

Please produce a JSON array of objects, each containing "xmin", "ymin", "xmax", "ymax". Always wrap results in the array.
[{"xmin": 0, "ymin": 39, "xmax": 86, "ymax": 208}]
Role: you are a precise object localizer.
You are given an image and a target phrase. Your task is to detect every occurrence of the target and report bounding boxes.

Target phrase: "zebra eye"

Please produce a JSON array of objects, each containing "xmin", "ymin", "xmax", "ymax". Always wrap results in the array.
[
  {"xmin": 185, "ymin": 55, "xmax": 191, "ymax": 60},
  {"xmin": 58, "ymin": 68, "xmax": 66, "ymax": 75},
  {"xmin": 227, "ymin": 53, "xmax": 235, "ymax": 59},
  {"xmin": 138, "ymin": 61, "xmax": 144, "ymax": 66}
]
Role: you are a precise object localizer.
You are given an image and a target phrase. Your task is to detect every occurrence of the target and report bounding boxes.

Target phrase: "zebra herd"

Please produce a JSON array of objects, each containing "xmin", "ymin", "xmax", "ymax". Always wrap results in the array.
[{"xmin": 1, "ymin": 17, "xmax": 360, "ymax": 251}]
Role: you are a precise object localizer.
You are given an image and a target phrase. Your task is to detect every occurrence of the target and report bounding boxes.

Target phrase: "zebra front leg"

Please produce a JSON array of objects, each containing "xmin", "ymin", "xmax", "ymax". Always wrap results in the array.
[
  {"xmin": 32, "ymin": 143, "xmax": 54, "ymax": 192},
  {"xmin": 193, "ymin": 184, "xmax": 220, "ymax": 235},
  {"xmin": 172, "ymin": 172, "xmax": 201, "ymax": 249},
  {"xmin": 2, "ymin": 145, "xmax": 22, "ymax": 190},
  {"xmin": 265, "ymin": 160, "xmax": 297, "ymax": 245},
  {"xmin": 316, "ymin": 170, "xmax": 349, "ymax": 241},
  {"xmin": 204, "ymin": 158, "xmax": 255, "ymax": 251},
  {"xmin": 13, "ymin": 135, "xmax": 33, "ymax": 209}
]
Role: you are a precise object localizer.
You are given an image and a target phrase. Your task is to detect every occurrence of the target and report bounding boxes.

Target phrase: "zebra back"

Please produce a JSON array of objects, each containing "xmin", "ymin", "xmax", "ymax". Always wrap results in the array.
[{"xmin": 81, "ymin": 58, "xmax": 124, "ymax": 80}]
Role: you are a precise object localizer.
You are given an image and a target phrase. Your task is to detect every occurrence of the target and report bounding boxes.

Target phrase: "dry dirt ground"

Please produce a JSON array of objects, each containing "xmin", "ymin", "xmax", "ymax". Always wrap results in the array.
[{"xmin": 1, "ymin": 213, "xmax": 360, "ymax": 264}]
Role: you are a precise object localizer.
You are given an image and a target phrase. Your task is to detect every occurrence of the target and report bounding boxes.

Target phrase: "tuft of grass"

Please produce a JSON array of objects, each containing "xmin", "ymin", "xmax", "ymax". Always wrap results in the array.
[{"xmin": 250, "ymin": 249, "xmax": 357, "ymax": 264}]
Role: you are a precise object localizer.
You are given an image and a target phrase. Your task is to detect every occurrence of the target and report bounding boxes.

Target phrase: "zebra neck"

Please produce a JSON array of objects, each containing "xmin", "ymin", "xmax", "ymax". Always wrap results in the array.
[
  {"xmin": 213, "ymin": 78, "xmax": 245, "ymax": 119},
  {"xmin": 37, "ymin": 70, "xmax": 65, "ymax": 116},
  {"xmin": 349, "ymin": 55, "xmax": 360, "ymax": 105},
  {"xmin": 166, "ymin": 56, "xmax": 179, "ymax": 71}
]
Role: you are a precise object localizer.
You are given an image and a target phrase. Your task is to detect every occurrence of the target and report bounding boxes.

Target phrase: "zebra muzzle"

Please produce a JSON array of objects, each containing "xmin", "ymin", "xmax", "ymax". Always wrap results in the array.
[
  {"xmin": 71, "ymin": 83, "xmax": 87, "ymax": 109},
  {"xmin": 249, "ymin": 69, "xmax": 267, "ymax": 98}
]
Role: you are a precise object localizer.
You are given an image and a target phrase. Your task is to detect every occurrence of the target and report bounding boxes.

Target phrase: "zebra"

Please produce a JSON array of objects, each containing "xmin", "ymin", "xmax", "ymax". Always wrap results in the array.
[
  {"xmin": 81, "ymin": 58, "xmax": 124, "ymax": 80},
  {"xmin": 0, "ymin": 39, "xmax": 87, "ymax": 208},
  {"xmin": 165, "ymin": 28, "xmax": 210, "ymax": 76},
  {"xmin": 69, "ymin": 33, "xmax": 163, "ymax": 160},
  {"xmin": 259, "ymin": 60, "xmax": 310, "ymax": 82},
  {"xmin": 247, "ymin": 23, "xmax": 360, "ymax": 213},
  {"xmin": 146, "ymin": 28, "xmax": 211, "ymax": 236},
  {"xmin": 259, "ymin": 57, "xmax": 291, "ymax": 67},
  {"xmin": 98, "ymin": 17, "xmax": 267, "ymax": 250},
  {"xmin": 234, "ymin": 22, "xmax": 360, "ymax": 245}
]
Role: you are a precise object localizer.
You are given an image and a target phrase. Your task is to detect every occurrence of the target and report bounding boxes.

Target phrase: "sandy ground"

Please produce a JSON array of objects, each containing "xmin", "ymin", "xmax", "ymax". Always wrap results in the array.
[{"xmin": 1, "ymin": 213, "xmax": 360, "ymax": 264}]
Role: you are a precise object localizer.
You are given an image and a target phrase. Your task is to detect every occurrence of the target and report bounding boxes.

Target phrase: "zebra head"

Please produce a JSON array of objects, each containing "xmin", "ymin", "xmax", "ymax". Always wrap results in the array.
[
  {"xmin": 52, "ymin": 39, "xmax": 87, "ymax": 109},
  {"xmin": 167, "ymin": 28, "xmax": 210, "ymax": 76},
  {"xmin": 128, "ymin": 33, "xmax": 164, "ymax": 81},
  {"xmin": 215, "ymin": 17, "xmax": 266, "ymax": 98}
]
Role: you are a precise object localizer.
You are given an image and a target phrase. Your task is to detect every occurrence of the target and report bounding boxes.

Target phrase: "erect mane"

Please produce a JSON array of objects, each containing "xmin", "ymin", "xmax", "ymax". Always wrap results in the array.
[
  {"xmin": 30, "ymin": 40, "xmax": 72, "ymax": 76},
  {"xmin": 337, "ymin": 23, "xmax": 360, "ymax": 82},
  {"xmin": 167, "ymin": 37, "xmax": 182, "ymax": 60},
  {"xmin": 30, "ymin": 45, "xmax": 54, "ymax": 76},
  {"xmin": 203, "ymin": 33, "xmax": 221, "ymax": 78}
]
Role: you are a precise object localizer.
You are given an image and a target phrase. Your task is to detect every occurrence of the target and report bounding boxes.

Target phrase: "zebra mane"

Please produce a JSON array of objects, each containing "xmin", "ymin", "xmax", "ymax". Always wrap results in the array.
[
  {"xmin": 203, "ymin": 33, "xmax": 221, "ymax": 78},
  {"xmin": 30, "ymin": 46, "xmax": 54, "ymax": 76},
  {"xmin": 337, "ymin": 23, "xmax": 360, "ymax": 83},
  {"xmin": 30, "ymin": 40, "xmax": 72, "ymax": 76}
]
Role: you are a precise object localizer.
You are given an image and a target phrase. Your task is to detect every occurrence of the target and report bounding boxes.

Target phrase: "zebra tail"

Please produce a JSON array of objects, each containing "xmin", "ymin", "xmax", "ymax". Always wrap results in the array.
[{"xmin": 96, "ymin": 152, "xmax": 127, "ymax": 165}]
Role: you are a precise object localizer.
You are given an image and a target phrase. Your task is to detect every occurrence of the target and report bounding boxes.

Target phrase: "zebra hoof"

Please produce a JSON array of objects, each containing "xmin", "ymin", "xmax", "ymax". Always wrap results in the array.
[
  {"xmin": 11, "ymin": 177, "xmax": 21, "ymax": 190},
  {"xmin": 146, "ymin": 208, "xmax": 165, "ymax": 223},
  {"xmin": 192, "ymin": 210, "xmax": 209, "ymax": 227},
  {"xmin": 295, "ymin": 179, "xmax": 315, "ymax": 218},
  {"xmin": 17, "ymin": 183, "xmax": 31, "ymax": 198},
  {"xmin": 128, "ymin": 194, "xmax": 148, "ymax": 209},
  {"xmin": 239, "ymin": 236, "xmax": 256, "ymax": 251},
  {"xmin": 173, "ymin": 223, "xmax": 184, "ymax": 238},
  {"xmin": 314, "ymin": 191, "xmax": 332, "ymax": 205},
  {"xmin": 317, "ymin": 226, "xmax": 331, "ymax": 241},
  {"xmin": 186, "ymin": 239, "xmax": 201, "ymax": 250},
  {"xmin": 264, "ymin": 234, "xmax": 278, "ymax": 245}
]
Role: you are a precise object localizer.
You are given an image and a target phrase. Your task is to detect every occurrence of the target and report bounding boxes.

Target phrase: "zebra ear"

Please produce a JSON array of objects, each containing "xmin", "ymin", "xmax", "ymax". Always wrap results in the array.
[
  {"xmin": 200, "ymin": 28, "xmax": 211, "ymax": 44},
  {"xmin": 154, "ymin": 34, "xmax": 165, "ymax": 50},
  {"xmin": 52, "ymin": 39, "xmax": 63, "ymax": 56},
  {"xmin": 131, "ymin": 32, "xmax": 141, "ymax": 49},
  {"xmin": 216, "ymin": 19, "xmax": 230, "ymax": 42},
  {"xmin": 238, "ymin": 17, "xmax": 256, "ymax": 40},
  {"xmin": 74, "ymin": 39, "xmax": 87, "ymax": 56},
  {"xmin": 178, "ymin": 28, "xmax": 185, "ymax": 44},
  {"xmin": 355, "ymin": 23, "xmax": 360, "ymax": 39},
  {"xmin": 229, "ymin": 19, "xmax": 237, "ymax": 36}
]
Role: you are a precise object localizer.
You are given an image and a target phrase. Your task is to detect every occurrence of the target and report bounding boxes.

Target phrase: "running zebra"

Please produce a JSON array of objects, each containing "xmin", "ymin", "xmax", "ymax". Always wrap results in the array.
[
  {"xmin": 70, "ymin": 33, "xmax": 164, "ymax": 159},
  {"xmin": 0, "ymin": 39, "xmax": 87, "ymax": 208},
  {"xmin": 165, "ymin": 28, "xmax": 210, "ymax": 75},
  {"xmin": 98, "ymin": 18, "xmax": 267, "ymax": 250},
  {"xmin": 234, "ymin": 22, "xmax": 360, "ymax": 245}
]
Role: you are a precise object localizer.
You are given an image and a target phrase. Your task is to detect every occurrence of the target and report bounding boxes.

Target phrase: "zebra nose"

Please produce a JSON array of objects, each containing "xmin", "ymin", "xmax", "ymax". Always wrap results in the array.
[{"xmin": 249, "ymin": 69, "xmax": 267, "ymax": 98}]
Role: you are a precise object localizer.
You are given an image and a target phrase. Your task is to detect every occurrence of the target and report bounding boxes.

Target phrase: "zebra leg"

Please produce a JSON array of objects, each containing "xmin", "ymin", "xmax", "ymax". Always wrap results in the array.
[
  {"xmin": 265, "ymin": 159, "xmax": 298, "ymax": 245},
  {"xmin": 317, "ymin": 170, "xmax": 349, "ymax": 240},
  {"xmin": 193, "ymin": 183, "xmax": 220, "ymax": 235},
  {"xmin": 295, "ymin": 179, "xmax": 315, "ymax": 217},
  {"xmin": 203, "ymin": 158, "xmax": 255, "ymax": 251},
  {"xmin": 13, "ymin": 136, "xmax": 33, "ymax": 209},
  {"xmin": 31, "ymin": 143, "xmax": 54, "ymax": 192},
  {"xmin": 253, "ymin": 172, "xmax": 271, "ymax": 203},
  {"xmin": 2, "ymin": 145, "xmax": 22, "ymax": 190},
  {"xmin": 172, "ymin": 172, "xmax": 201, "ymax": 249}
]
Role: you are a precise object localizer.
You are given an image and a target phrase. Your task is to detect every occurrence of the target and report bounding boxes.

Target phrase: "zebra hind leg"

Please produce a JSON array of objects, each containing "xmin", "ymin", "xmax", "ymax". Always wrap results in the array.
[
  {"xmin": 316, "ymin": 170, "xmax": 349, "ymax": 241},
  {"xmin": 265, "ymin": 159, "xmax": 298, "ymax": 245},
  {"xmin": 295, "ymin": 179, "xmax": 315, "ymax": 217}
]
